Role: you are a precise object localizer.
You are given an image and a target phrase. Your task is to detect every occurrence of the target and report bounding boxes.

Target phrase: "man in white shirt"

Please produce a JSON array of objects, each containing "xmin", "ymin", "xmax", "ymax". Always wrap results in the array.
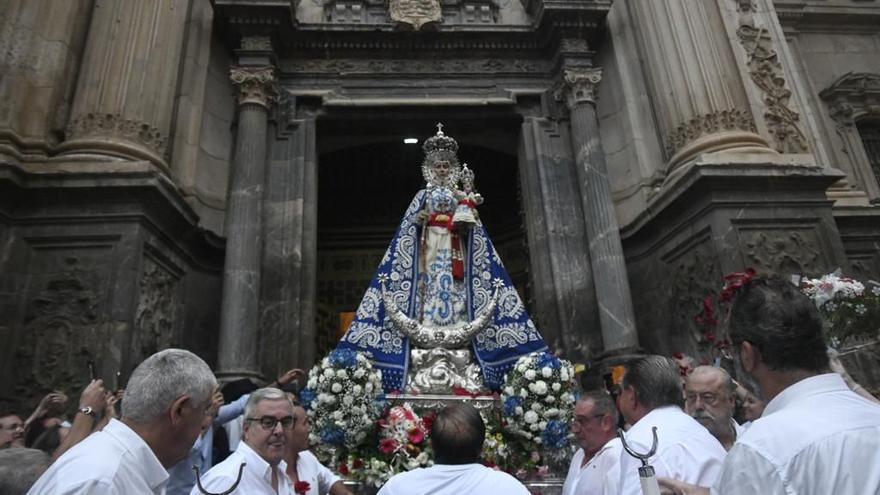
[
  {"xmin": 28, "ymin": 349, "xmax": 218, "ymax": 495},
  {"xmin": 685, "ymin": 366, "xmax": 743, "ymax": 451},
  {"xmin": 193, "ymin": 388, "xmax": 295, "ymax": 495},
  {"xmin": 659, "ymin": 276, "xmax": 880, "ymax": 495},
  {"xmin": 378, "ymin": 402, "xmax": 530, "ymax": 495},
  {"xmin": 562, "ymin": 391, "xmax": 622, "ymax": 495},
  {"xmin": 609, "ymin": 355, "xmax": 726, "ymax": 495},
  {"xmin": 284, "ymin": 399, "xmax": 352, "ymax": 495}
]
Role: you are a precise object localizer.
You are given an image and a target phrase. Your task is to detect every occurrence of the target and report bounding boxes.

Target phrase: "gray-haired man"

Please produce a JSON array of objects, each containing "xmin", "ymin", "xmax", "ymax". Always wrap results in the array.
[{"xmin": 28, "ymin": 349, "xmax": 217, "ymax": 495}]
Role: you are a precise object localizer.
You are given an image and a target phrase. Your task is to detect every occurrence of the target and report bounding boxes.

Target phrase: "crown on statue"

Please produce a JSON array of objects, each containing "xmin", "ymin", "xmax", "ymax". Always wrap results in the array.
[
  {"xmin": 422, "ymin": 123, "xmax": 459, "ymax": 158},
  {"xmin": 460, "ymin": 163, "xmax": 474, "ymax": 182}
]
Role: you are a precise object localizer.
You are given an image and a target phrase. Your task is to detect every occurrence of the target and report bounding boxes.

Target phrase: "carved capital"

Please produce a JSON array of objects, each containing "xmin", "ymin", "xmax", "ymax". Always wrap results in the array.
[
  {"xmin": 230, "ymin": 66, "xmax": 278, "ymax": 108},
  {"xmin": 561, "ymin": 68, "xmax": 603, "ymax": 109}
]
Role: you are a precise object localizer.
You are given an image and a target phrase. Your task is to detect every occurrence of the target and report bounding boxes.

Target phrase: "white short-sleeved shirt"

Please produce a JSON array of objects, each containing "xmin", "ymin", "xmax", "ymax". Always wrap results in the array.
[
  {"xmin": 712, "ymin": 373, "xmax": 880, "ymax": 495},
  {"xmin": 192, "ymin": 441, "xmax": 292, "ymax": 495},
  {"xmin": 562, "ymin": 438, "xmax": 622, "ymax": 495},
  {"xmin": 609, "ymin": 406, "xmax": 726, "ymax": 495},
  {"xmin": 290, "ymin": 450, "xmax": 341, "ymax": 495},
  {"xmin": 377, "ymin": 463, "xmax": 531, "ymax": 495},
  {"xmin": 27, "ymin": 418, "xmax": 169, "ymax": 495}
]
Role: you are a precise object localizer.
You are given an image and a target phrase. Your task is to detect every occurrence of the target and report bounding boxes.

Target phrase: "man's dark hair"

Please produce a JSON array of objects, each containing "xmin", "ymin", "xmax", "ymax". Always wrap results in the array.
[
  {"xmin": 431, "ymin": 403, "xmax": 485, "ymax": 465},
  {"xmin": 729, "ymin": 276, "xmax": 829, "ymax": 372},
  {"xmin": 31, "ymin": 424, "xmax": 63, "ymax": 455},
  {"xmin": 622, "ymin": 355, "xmax": 684, "ymax": 410}
]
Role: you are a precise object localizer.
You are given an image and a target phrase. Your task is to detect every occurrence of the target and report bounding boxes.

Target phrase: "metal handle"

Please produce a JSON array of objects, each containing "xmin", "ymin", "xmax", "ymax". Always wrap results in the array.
[
  {"xmin": 618, "ymin": 426, "xmax": 659, "ymax": 468},
  {"xmin": 193, "ymin": 463, "xmax": 246, "ymax": 495}
]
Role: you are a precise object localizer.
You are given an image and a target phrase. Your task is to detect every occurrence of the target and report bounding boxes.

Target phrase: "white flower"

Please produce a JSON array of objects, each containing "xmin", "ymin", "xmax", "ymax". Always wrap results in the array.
[
  {"xmin": 519, "ymin": 388, "xmax": 529, "ymax": 398},
  {"xmin": 544, "ymin": 407, "xmax": 560, "ymax": 418},
  {"xmin": 541, "ymin": 367, "xmax": 553, "ymax": 378},
  {"xmin": 533, "ymin": 381, "xmax": 548, "ymax": 395},
  {"xmin": 332, "ymin": 410, "xmax": 344, "ymax": 420},
  {"xmin": 325, "ymin": 395, "xmax": 337, "ymax": 404},
  {"xmin": 531, "ymin": 402, "xmax": 543, "ymax": 412},
  {"xmin": 524, "ymin": 369, "xmax": 536, "ymax": 381},
  {"xmin": 331, "ymin": 383, "xmax": 343, "ymax": 393},
  {"xmin": 354, "ymin": 368, "xmax": 366, "ymax": 379},
  {"xmin": 504, "ymin": 386, "xmax": 514, "ymax": 396},
  {"xmin": 524, "ymin": 411, "xmax": 539, "ymax": 424},
  {"xmin": 538, "ymin": 420, "xmax": 547, "ymax": 430},
  {"xmin": 323, "ymin": 368, "xmax": 335, "ymax": 378},
  {"xmin": 530, "ymin": 423, "xmax": 540, "ymax": 432},
  {"xmin": 308, "ymin": 378, "xmax": 318, "ymax": 389},
  {"xmin": 336, "ymin": 369, "xmax": 349, "ymax": 379},
  {"xmin": 560, "ymin": 369, "xmax": 569, "ymax": 381},
  {"xmin": 534, "ymin": 437, "xmax": 543, "ymax": 444},
  {"xmin": 365, "ymin": 382, "xmax": 373, "ymax": 393},
  {"xmin": 343, "ymin": 395, "xmax": 354, "ymax": 406},
  {"xmin": 353, "ymin": 384, "xmax": 363, "ymax": 394},
  {"xmin": 551, "ymin": 382, "xmax": 561, "ymax": 392},
  {"xmin": 544, "ymin": 395, "xmax": 556, "ymax": 403},
  {"xmin": 515, "ymin": 406, "xmax": 524, "ymax": 416}
]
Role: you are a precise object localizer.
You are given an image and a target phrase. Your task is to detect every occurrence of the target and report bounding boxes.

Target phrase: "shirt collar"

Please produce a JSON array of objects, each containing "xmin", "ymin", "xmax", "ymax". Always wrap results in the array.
[
  {"xmin": 763, "ymin": 373, "xmax": 848, "ymax": 417},
  {"xmin": 104, "ymin": 419, "xmax": 169, "ymax": 491},
  {"xmin": 237, "ymin": 440, "xmax": 288, "ymax": 483}
]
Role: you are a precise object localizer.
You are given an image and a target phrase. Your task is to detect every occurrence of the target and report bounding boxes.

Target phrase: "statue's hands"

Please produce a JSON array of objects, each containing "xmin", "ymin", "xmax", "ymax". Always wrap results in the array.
[{"xmin": 416, "ymin": 210, "xmax": 430, "ymax": 225}]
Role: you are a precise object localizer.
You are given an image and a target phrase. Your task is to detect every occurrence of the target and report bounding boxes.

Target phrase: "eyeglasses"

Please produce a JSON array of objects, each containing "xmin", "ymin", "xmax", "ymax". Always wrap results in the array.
[
  {"xmin": 572, "ymin": 413, "xmax": 605, "ymax": 427},
  {"xmin": 246, "ymin": 415, "xmax": 295, "ymax": 430}
]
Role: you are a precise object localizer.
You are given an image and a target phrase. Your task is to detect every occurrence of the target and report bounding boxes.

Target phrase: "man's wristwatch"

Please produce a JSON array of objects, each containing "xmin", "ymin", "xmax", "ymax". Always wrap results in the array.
[{"xmin": 78, "ymin": 406, "xmax": 96, "ymax": 417}]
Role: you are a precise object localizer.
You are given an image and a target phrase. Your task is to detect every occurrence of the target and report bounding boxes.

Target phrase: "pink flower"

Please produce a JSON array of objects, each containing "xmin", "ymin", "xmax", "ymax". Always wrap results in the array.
[{"xmin": 407, "ymin": 427, "xmax": 425, "ymax": 444}]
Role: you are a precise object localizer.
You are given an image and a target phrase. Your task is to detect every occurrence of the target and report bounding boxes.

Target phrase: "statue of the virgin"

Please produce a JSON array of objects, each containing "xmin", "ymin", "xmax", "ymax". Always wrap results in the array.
[{"xmin": 335, "ymin": 125, "xmax": 547, "ymax": 393}]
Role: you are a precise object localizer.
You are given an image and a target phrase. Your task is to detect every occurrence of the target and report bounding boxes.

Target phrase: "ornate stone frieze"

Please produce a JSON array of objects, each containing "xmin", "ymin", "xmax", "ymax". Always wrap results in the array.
[
  {"xmin": 733, "ymin": 3, "xmax": 809, "ymax": 153},
  {"xmin": 65, "ymin": 113, "xmax": 169, "ymax": 159},
  {"xmin": 230, "ymin": 66, "xmax": 278, "ymax": 107},
  {"xmin": 389, "ymin": 0, "xmax": 442, "ymax": 30},
  {"xmin": 561, "ymin": 68, "xmax": 602, "ymax": 108},
  {"xmin": 663, "ymin": 233, "xmax": 721, "ymax": 353},
  {"xmin": 279, "ymin": 58, "xmax": 548, "ymax": 75},
  {"xmin": 741, "ymin": 229, "xmax": 823, "ymax": 275},
  {"xmin": 664, "ymin": 109, "xmax": 757, "ymax": 158},
  {"xmin": 240, "ymin": 35, "xmax": 272, "ymax": 51},
  {"xmin": 820, "ymin": 72, "xmax": 880, "ymax": 128},
  {"xmin": 133, "ymin": 256, "xmax": 178, "ymax": 363}
]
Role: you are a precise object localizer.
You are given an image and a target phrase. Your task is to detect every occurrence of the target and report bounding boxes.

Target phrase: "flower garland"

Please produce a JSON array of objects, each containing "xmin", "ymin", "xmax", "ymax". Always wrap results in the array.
[
  {"xmin": 500, "ymin": 352, "xmax": 576, "ymax": 454},
  {"xmin": 799, "ymin": 271, "xmax": 880, "ymax": 347},
  {"xmin": 299, "ymin": 349, "xmax": 386, "ymax": 451}
]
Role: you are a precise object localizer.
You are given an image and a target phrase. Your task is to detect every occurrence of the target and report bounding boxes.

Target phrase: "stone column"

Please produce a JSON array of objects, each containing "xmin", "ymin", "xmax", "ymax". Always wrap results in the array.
[
  {"xmin": 625, "ymin": 0, "xmax": 773, "ymax": 172},
  {"xmin": 562, "ymin": 68, "xmax": 638, "ymax": 353},
  {"xmin": 54, "ymin": 0, "xmax": 191, "ymax": 170},
  {"xmin": 216, "ymin": 66, "xmax": 276, "ymax": 381}
]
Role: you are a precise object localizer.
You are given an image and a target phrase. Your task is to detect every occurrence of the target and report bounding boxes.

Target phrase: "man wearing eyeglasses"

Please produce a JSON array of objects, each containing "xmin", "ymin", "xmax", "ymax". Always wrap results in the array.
[
  {"xmin": 192, "ymin": 388, "xmax": 295, "ymax": 495},
  {"xmin": 0, "ymin": 413, "xmax": 26, "ymax": 449},
  {"xmin": 685, "ymin": 367, "xmax": 743, "ymax": 451},
  {"xmin": 562, "ymin": 391, "xmax": 621, "ymax": 495}
]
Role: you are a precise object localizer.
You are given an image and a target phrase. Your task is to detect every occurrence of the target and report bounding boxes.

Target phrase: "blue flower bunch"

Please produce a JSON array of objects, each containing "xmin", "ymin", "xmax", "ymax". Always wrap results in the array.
[
  {"xmin": 503, "ymin": 395, "xmax": 523, "ymax": 416},
  {"xmin": 298, "ymin": 387, "xmax": 317, "ymax": 409},
  {"xmin": 329, "ymin": 348, "xmax": 359, "ymax": 368},
  {"xmin": 321, "ymin": 426, "xmax": 346, "ymax": 445},
  {"xmin": 541, "ymin": 419, "xmax": 570, "ymax": 450},
  {"xmin": 536, "ymin": 352, "xmax": 562, "ymax": 370}
]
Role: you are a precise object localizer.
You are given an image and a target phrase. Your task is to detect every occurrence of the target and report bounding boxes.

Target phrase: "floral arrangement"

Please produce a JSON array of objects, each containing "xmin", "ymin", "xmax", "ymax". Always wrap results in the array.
[
  {"xmin": 798, "ymin": 271, "xmax": 880, "ymax": 347},
  {"xmin": 299, "ymin": 348, "xmax": 386, "ymax": 451},
  {"xmin": 378, "ymin": 403, "xmax": 432, "ymax": 469},
  {"xmin": 500, "ymin": 351, "xmax": 576, "ymax": 466}
]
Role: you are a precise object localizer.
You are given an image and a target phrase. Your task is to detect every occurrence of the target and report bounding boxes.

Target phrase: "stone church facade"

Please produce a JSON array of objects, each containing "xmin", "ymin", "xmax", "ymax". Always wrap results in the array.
[{"xmin": 1, "ymin": 0, "xmax": 879, "ymax": 409}]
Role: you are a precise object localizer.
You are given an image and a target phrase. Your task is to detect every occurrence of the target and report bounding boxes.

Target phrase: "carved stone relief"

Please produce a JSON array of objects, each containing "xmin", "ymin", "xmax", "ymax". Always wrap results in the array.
[
  {"xmin": 132, "ymin": 255, "xmax": 179, "ymax": 364},
  {"xmin": 665, "ymin": 109, "xmax": 758, "ymax": 158},
  {"xmin": 389, "ymin": 0, "xmax": 441, "ymax": 29},
  {"xmin": 662, "ymin": 232, "xmax": 722, "ymax": 356},
  {"xmin": 241, "ymin": 36, "xmax": 272, "ymax": 51},
  {"xmin": 66, "ymin": 113, "xmax": 169, "ymax": 160},
  {"xmin": 733, "ymin": 1, "xmax": 809, "ymax": 153},
  {"xmin": 13, "ymin": 259, "xmax": 106, "ymax": 409},
  {"xmin": 279, "ymin": 58, "xmax": 548, "ymax": 75},
  {"xmin": 740, "ymin": 228, "xmax": 824, "ymax": 275}
]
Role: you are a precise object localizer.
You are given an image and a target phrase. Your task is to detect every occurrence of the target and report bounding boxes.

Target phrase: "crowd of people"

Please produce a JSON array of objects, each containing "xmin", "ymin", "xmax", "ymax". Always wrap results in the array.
[{"xmin": 2, "ymin": 275, "xmax": 880, "ymax": 494}]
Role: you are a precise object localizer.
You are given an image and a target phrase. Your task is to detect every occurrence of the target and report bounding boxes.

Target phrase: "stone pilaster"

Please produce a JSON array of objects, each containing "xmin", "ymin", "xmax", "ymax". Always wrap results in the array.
[
  {"xmin": 216, "ymin": 66, "xmax": 277, "ymax": 381},
  {"xmin": 54, "ymin": 0, "xmax": 191, "ymax": 170},
  {"xmin": 625, "ymin": 0, "xmax": 773, "ymax": 172},
  {"xmin": 562, "ymin": 68, "xmax": 639, "ymax": 353}
]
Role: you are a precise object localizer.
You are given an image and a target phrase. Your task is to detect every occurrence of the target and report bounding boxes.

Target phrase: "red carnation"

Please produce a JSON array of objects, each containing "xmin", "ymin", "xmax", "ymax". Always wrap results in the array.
[
  {"xmin": 407, "ymin": 427, "xmax": 425, "ymax": 444},
  {"xmin": 352, "ymin": 458, "xmax": 364, "ymax": 469},
  {"xmin": 421, "ymin": 412, "xmax": 435, "ymax": 432},
  {"xmin": 379, "ymin": 437, "xmax": 399, "ymax": 454},
  {"xmin": 338, "ymin": 463, "xmax": 349, "ymax": 476},
  {"xmin": 293, "ymin": 481, "xmax": 311, "ymax": 494}
]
